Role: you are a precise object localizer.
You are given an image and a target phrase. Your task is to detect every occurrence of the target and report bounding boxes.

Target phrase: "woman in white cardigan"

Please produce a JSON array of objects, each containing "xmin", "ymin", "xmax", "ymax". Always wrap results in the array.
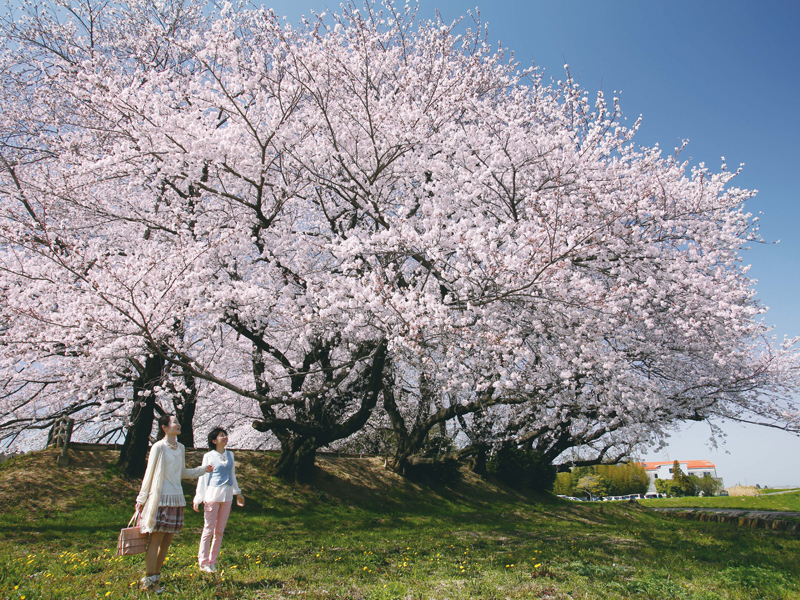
[{"xmin": 135, "ymin": 414, "xmax": 212, "ymax": 592}]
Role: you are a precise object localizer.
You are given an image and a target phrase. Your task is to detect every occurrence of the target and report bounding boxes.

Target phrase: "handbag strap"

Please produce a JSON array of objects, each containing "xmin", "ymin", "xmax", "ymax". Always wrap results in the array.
[{"xmin": 127, "ymin": 510, "xmax": 140, "ymax": 528}]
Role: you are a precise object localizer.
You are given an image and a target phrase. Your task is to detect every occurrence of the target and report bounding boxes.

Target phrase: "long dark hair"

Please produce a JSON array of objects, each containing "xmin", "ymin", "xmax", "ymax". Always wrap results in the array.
[
  {"xmin": 156, "ymin": 414, "xmax": 173, "ymax": 441},
  {"xmin": 208, "ymin": 427, "xmax": 227, "ymax": 449}
]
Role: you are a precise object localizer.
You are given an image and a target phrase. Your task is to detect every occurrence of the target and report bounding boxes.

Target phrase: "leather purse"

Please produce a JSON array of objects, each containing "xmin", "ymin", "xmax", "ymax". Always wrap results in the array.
[{"xmin": 117, "ymin": 511, "xmax": 148, "ymax": 556}]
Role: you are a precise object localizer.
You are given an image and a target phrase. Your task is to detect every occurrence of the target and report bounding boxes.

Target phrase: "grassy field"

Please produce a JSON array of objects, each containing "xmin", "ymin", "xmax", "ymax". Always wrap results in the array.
[
  {"xmin": 640, "ymin": 491, "xmax": 800, "ymax": 512},
  {"xmin": 1, "ymin": 448, "xmax": 799, "ymax": 600}
]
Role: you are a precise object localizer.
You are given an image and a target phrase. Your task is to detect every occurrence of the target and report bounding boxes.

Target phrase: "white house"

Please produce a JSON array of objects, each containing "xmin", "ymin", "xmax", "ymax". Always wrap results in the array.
[{"xmin": 642, "ymin": 460, "xmax": 721, "ymax": 494}]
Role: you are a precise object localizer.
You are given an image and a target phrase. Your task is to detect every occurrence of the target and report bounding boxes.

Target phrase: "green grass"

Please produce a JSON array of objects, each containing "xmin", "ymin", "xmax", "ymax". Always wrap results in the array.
[
  {"xmin": 640, "ymin": 491, "xmax": 800, "ymax": 512},
  {"xmin": 1, "ymin": 449, "xmax": 800, "ymax": 599}
]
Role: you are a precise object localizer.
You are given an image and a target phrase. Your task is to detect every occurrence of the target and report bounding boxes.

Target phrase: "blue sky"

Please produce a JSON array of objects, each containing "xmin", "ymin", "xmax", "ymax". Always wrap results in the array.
[{"xmin": 258, "ymin": 0, "xmax": 800, "ymax": 486}]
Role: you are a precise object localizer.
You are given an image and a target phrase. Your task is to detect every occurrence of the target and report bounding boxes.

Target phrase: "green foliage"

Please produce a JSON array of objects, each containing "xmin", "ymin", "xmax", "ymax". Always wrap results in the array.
[
  {"xmin": 555, "ymin": 463, "xmax": 648, "ymax": 497},
  {"xmin": 554, "ymin": 471, "xmax": 574, "ymax": 496},
  {"xmin": 694, "ymin": 474, "xmax": 723, "ymax": 496},
  {"xmin": 594, "ymin": 463, "xmax": 649, "ymax": 496},
  {"xmin": 653, "ymin": 462, "xmax": 721, "ymax": 497},
  {"xmin": 655, "ymin": 478, "xmax": 687, "ymax": 497},
  {"xmin": 486, "ymin": 445, "xmax": 556, "ymax": 492},
  {"xmin": 576, "ymin": 474, "xmax": 608, "ymax": 498}
]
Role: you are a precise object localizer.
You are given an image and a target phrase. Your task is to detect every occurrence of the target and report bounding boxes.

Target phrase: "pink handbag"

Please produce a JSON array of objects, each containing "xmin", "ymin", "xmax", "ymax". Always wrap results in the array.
[{"xmin": 117, "ymin": 511, "xmax": 148, "ymax": 556}]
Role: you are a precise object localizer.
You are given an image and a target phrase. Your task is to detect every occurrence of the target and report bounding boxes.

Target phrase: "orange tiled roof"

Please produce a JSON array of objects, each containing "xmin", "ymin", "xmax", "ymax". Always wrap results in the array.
[{"xmin": 641, "ymin": 460, "xmax": 715, "ymax": 470}]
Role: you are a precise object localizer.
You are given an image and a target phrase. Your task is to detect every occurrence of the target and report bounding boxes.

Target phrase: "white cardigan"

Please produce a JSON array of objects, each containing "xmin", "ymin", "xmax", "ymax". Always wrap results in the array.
[{"xmin": 136, "ymin": 439, "xmax": 205, "ymax": 533}]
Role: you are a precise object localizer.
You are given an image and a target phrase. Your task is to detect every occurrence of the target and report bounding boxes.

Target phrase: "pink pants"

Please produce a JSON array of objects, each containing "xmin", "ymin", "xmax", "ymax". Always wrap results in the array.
[{"xmin": 198, "ymin": 500, "xmax": 232, "ymax": 567}]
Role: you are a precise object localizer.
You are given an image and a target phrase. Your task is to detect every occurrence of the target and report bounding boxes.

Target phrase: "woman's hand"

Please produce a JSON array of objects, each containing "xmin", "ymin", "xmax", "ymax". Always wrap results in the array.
[
  {"xmin": 135, "ymin": 503, "xmax": 143, "ymax": 513},
  {"xmin": 236, "ymin": 494, "xmax": 245, "ymax": 508},
  {"xmin": 205, "ymin": 464, "xmax": 214, "ymax": 473},
  {"xmin": 193, "ymin": 503, "xmax": 200, "ymax": 512}
]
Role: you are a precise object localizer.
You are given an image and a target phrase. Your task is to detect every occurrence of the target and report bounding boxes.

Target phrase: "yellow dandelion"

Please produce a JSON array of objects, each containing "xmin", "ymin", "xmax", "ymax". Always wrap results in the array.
[{"xmin": 534, "ymin": 563, "xmax": 541, "ymax": 568}]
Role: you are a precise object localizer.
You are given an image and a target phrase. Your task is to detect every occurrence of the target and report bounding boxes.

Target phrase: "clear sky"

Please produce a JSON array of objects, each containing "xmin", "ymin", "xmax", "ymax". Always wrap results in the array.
[{"xmin": 255, "ymin": 0, "xmax": 800, "ymax": 487}]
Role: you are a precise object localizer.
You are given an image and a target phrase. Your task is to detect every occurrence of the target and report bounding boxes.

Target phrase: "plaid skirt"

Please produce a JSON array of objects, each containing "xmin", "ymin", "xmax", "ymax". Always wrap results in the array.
[{"xmin": 139, "ymin": 505, "xmax": 185, "ymax": 534}]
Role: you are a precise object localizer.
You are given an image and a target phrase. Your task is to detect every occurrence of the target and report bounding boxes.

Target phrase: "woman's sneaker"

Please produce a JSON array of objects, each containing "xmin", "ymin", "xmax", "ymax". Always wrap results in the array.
[{"xmin": 139, "ymin": 574, "xmax": 164, "ymax": 593}]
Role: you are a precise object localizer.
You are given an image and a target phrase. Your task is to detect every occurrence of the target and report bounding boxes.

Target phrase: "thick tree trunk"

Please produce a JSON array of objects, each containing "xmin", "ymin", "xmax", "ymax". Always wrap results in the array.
[
  {"xmin": 118, "ymin": 353, "xmax": 165, "ymax": 479},
  {"xmin": 253, "ymin": 340, "xmax": 388, "ymax": 483},
  {"xmin": 272, "ymin": 436, "xmax": 318, "ymax": 484}
]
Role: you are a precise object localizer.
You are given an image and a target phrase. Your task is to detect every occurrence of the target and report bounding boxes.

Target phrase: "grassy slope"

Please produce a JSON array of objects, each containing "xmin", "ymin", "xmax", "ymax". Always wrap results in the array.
[
  {"xmin": 1, "ymin": 448, "xmax": 799, "ymax": 600},
  {"xmin": 640, "ymin": 492, "xmax": 800, "ymax": 512}
]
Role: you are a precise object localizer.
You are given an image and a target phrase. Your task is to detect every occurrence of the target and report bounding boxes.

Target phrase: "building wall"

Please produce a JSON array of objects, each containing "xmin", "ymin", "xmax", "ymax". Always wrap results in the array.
[{"xmin": 644, "ymin": 462, "xmax": 720, "ymax": 494}]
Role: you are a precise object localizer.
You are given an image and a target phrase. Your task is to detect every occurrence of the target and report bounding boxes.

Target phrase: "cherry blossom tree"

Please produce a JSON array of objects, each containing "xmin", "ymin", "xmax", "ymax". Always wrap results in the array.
[{"xmin": 2, "ymin": 0, "xmax": 798, "ymax": 483}]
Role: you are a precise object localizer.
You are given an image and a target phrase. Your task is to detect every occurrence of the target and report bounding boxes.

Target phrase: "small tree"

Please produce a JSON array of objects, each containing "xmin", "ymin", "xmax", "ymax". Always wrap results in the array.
[
  {"xmin": 655, "ymin": 461, "xmax": 699, "ymax": 497},
  {"xmin": 576, "ymin": 474, "xmax": 608, "ymax": 499},
  {"xmin": 696, "ymin": 474, "xmax": 723, "ymax": 496}
]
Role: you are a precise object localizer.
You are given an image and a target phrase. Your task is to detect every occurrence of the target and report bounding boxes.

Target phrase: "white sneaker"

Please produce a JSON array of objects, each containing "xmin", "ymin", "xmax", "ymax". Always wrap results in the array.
[
  {"xmin": 208, "ymin": 564, "xmax": 218, "ymax": 573},
  {"xmin": 140, "ymin": 575, "xmax": 164, "ymax": 593},
  {"xmin": 200, "ymin": 565, "xmax": 217, "ymax": 573}
]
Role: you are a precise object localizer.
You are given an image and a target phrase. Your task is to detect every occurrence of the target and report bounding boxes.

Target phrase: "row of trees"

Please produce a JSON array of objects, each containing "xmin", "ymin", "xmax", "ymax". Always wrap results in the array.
[
  {"xmin": 554, "ymin": 463, "xmax": 649, "ymax": 498},
  {"xmin": 2, "ymin": 0, "xmax": 799, "ymax": 482}
]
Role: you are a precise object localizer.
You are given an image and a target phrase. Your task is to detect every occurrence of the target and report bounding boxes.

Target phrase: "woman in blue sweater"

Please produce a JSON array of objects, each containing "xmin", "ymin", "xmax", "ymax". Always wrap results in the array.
[{"xmin": 193, "ymin": 427, "xmax": 245, "ymax": 573}]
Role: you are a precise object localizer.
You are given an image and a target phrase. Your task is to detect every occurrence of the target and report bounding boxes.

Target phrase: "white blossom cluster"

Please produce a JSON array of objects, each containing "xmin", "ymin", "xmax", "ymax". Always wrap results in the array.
[{"xmin": 1, "ymin": 0, "xmax": 797, "ymax": 466}]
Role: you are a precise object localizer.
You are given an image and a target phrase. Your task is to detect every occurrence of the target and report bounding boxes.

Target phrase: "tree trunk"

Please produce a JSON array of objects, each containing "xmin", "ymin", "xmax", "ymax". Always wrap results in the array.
[
  {"xmin": 253, "ymin": 340, "xmax": 388, "ymax": 483},
  {"xmin": 470, "ymin": 444, "xmax": 489, "ymax": 476},
  {"xmin": 118, "ymin": 353, "xmax": 165, "ymax": 479},
  {"xmin": 173, "ymin": 369, "xmax": 197, "ymax": 448},
  {"xmin": 272, "ymin": 436, "xmax": 318, "ymax": 484}
]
